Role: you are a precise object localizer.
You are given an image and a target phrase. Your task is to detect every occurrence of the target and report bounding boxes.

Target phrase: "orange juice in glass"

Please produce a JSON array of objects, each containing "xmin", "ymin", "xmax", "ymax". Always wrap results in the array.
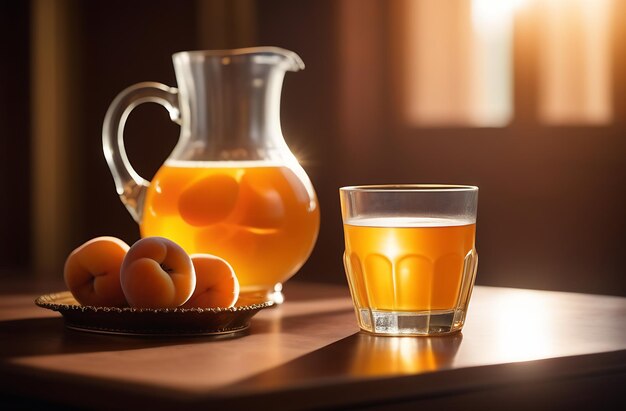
[{"xmin": 340, "ymin": 185, "xmax": 478, "ymax": 336}]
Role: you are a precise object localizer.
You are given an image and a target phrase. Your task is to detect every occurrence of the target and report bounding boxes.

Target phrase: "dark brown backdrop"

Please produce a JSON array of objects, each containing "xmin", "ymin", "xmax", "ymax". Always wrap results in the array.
[{"xmin": 1, "ymin": 0, "xmax": 625, "ymax": 296}]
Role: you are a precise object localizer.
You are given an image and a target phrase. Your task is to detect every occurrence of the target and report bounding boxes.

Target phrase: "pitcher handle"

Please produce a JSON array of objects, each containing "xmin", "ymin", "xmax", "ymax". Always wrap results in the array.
[{"xmin": 102, "ymin": 82, "xmax": 180, "ymax": 223}]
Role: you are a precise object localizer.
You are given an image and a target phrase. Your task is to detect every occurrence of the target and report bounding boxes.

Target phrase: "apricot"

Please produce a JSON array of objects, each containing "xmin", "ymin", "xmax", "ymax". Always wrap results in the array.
[
  {"xmin": 120, "ymin": 237, "xmax": 196, "ymax": 308},
  {"xmin": 178, "ymin": 174, "xmax": 239, "ymax": 226},
  {"xmin": 182, "ymin": 254, "xmax": 239, "ymax": 308},
  {"xmin": 232, "ymin": 171, "xmax": 286, "ymax": 230},
  {"xmin": 64, "ymin": 236, "xmax": 129, "ymax": 307}
]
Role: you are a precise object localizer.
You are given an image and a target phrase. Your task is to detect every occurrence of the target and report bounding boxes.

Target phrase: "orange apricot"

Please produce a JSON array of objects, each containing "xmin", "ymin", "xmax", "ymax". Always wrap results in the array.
[
  {"xmin": 231, "ymin": 171, "xmax": 286, "ymax": 230},
  {"xmin": 63, "ymin": 236, "xmax": 129, "ymax": 307},
  {"xmin": 178, "ymin": 174, "xmax": 239, "ymax": 226},
  {"xmin": 120, "ymin": 237, "xmax": 196, "ymax": 308},
  {"xmin": 182, "ymin": 254, "xmax": 239, "ymax": 308}
]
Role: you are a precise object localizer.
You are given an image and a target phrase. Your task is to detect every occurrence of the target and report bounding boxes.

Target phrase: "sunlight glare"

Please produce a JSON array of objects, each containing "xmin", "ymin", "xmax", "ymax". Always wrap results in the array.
[
  {"xmin": 493, "ymin": 291, "xmax": 556, "ymax": 362},
  {"xmin": 472, "ymin": 0, "xmax": 526, "ymax": 28}
]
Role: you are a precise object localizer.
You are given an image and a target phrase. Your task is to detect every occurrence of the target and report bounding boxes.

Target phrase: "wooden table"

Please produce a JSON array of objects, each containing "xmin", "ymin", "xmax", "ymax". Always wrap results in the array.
[{"xmin": 1, "ymin": 281, "xmax": 625, "ymax": 410}]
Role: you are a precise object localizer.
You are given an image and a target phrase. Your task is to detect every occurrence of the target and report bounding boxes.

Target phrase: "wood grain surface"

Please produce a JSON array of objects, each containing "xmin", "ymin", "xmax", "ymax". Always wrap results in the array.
[{"xmin": 1, "ymin": 281, "xmax": 625, "ymax": 410}]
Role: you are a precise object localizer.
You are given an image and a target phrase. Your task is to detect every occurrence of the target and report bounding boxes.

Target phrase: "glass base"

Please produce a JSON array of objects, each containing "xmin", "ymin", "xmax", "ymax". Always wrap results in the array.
[
  {"xmin": 239, "ymin": 283, "xmax": 285, "ymax": 305},
  {"xmin": 268, "ymin": 283, "xmax": 285, "ymax": 305},
  {"xmin": 357, "ymin": 308, "xmax": 466, "ymax": 336}
]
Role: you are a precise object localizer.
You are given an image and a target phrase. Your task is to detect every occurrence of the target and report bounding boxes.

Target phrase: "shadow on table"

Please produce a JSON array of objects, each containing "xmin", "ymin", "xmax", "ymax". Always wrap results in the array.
[
  {"xmin": 0, "ymin": 317, "xmax": 217, "ymax": 358},
  {"xmin": 0, "ymin": 304, "xmax": 354, "ymax": 359}
]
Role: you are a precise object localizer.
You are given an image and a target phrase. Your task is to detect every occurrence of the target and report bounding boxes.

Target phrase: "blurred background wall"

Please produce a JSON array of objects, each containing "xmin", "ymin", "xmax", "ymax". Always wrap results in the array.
[{"xmin": 1, "ymin": 0, "xmax": 625, "ymax": 296}]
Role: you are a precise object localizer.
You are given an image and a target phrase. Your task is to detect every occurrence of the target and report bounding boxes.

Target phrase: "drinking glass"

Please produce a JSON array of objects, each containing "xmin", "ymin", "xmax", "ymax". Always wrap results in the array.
[{"xmin": 340, "ymin": 185, "xmax": 478, "ymax": 336}]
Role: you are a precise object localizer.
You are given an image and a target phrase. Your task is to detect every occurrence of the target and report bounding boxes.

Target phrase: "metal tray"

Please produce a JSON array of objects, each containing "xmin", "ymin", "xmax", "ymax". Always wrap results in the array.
[{"xmin": 36, "ymin": 291, "xmax": 273, "ymax": 337}]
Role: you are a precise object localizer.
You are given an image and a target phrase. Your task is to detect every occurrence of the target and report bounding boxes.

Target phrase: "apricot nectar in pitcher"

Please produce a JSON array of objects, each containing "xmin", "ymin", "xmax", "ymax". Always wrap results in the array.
[{"xmin": 142, "ymin": 161, "xmax": 319, "ymax": 295}]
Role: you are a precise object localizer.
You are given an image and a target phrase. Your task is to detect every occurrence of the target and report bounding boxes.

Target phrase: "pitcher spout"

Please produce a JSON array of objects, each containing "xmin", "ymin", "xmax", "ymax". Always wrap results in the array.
[{"xmin": 253, "ymin": 46, "xmax": 305, "ymax": 72}]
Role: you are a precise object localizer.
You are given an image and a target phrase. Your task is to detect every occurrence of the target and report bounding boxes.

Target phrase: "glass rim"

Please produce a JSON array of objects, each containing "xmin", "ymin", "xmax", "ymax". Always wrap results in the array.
[
  {"xmin": 172, "ymin": 47, "xmax": 305, "ymax": 70},
  {"xmin": 339, "ymin": 184, "xmax": 478, "ymax": 193}
]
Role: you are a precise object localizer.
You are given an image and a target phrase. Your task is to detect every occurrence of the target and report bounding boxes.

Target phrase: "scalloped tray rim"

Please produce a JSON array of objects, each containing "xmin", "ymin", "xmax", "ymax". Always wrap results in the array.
[{"xmin": 35, "ymin": 291, "xmax": 274, "ymax": 313}]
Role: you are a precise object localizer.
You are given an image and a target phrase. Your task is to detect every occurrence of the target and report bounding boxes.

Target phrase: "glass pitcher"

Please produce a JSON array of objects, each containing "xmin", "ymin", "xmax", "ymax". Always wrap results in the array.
[{"xmin": 102, "ymin": 47, "xmax": 320, "ymax": 303}]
